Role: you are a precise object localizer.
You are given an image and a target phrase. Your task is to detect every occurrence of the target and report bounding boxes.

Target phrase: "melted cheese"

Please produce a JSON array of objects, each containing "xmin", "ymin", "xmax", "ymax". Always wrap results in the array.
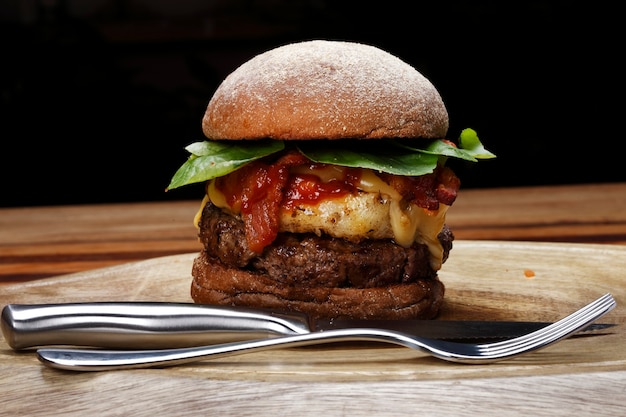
[
  {"xmin": 199, "ymin": 166, "xmax": 450, "ymax": 270},
  {"xmin": 193, "ymin": 194, "xmax": 210, "ymax": 229}
]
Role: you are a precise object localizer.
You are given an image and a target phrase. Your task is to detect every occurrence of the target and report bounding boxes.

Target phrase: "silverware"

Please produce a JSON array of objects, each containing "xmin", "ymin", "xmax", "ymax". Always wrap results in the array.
[
  {"xmin": 2, "ymin": 302, "xmax": 615, "ymax": 350},
  {"xmin": 35, "ymin": 293, "xmax": 616, "ymax": 371}
]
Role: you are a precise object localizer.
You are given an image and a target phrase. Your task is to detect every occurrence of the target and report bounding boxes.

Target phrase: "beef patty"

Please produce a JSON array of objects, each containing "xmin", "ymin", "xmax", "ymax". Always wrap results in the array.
[{"xmin": 197, "ymin": 202, "xmax": 454, "ymax": 288}]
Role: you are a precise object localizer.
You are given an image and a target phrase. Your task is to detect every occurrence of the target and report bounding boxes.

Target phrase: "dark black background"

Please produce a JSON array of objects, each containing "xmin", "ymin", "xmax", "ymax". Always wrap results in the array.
[{"xmin": 1, "ymin": 1, "xmax": 622, "ymax": 207}]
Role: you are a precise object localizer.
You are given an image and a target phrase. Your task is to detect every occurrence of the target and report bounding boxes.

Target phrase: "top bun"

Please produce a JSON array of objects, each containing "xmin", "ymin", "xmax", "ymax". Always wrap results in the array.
[{"xmin": 202, "ymin": 40, "xmax": 448, "ymax": 141}]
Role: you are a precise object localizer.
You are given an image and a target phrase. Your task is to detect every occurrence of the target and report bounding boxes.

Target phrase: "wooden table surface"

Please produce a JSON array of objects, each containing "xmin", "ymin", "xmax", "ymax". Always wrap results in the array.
[{"xmin": 1, "ymin": 182, "xmax": 626, "ymax": 416}]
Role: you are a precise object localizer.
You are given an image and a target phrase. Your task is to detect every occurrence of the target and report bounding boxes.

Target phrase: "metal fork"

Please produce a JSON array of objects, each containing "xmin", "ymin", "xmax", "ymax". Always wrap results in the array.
[{"xmin": 36, "ymin": 293, "xmax": 616, "ymax": 371}]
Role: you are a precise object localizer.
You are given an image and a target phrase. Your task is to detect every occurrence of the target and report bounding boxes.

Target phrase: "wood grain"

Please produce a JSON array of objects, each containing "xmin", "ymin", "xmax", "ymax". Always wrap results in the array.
[
  {"xmin": 0, "ymin": 201, "xmax": 202, "ymax": 282},
  {"xmin": 1, "ymin": 182, "xmax": 626, "ymax": 415},
  {"xmin": 1, "ymin": 241, "xmax": 624, "ymax": 415},
  {"xmin": 448, "ymin": 182, "xmax": 626, "ymax": 244}
]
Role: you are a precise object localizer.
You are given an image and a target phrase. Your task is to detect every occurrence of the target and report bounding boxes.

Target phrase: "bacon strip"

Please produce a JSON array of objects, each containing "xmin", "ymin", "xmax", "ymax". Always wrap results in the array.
[
  {"xmin": 378, "ymin": 165, "xmax": 459, "ymax": 210},
  {"xmin": 216, "ymin": 151, "xmax": 309, "ymax": 253}
]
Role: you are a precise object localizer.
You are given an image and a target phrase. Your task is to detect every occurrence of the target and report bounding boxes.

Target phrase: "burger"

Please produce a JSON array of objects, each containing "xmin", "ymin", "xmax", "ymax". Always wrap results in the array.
[{"xmin": 167, "ymin": 40, "xmax": 494, "ymax": 320}]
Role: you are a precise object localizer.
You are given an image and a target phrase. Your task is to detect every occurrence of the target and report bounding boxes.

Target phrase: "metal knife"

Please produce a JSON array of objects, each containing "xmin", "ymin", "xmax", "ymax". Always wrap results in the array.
[{"xmin": 1, "ymin": 302, "xmax": 615, "ymax": 350}]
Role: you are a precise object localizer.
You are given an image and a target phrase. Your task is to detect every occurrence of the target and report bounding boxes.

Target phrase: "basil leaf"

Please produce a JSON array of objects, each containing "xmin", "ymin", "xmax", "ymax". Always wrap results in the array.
[
  {"xmin": 167, "ymin": 129, "xmax": 496, "ymax": 189},
  {"xmin": 396, "ymin": 130, "xmax": 495, "ymax": 162},
  {"xmin": 459, "ymin": 128, "xmax": 496, "ymax": 159},
  {"xmin": 396, "ymin": 139, "xmax": 478, "ymax": 162},
  {"xmin": 166, "ymin": 140, "xmax": 284, "ymax": 190},
  {"xmin": 297, "ymin": 141, "xmax": 440, "ymax": 176}
]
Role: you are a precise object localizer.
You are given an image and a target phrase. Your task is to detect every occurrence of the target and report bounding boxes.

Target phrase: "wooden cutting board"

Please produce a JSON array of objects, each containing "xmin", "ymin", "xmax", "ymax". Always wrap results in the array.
[{"xmin": 2, "ymin": 240, "xmax": 625, "ymax": 415}]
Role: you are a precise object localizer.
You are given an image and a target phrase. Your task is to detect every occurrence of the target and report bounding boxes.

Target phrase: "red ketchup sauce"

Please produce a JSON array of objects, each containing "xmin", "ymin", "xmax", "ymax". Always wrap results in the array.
[{"xmin": 214, "ymin": 151, "xmax": 360, "ymax": 253}]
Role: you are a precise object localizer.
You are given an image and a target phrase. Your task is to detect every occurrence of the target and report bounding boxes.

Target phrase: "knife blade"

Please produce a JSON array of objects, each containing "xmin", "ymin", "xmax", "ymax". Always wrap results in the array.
[{"xmin": 1, "ymin": 302, "xmax": 615, "ymax": 350}]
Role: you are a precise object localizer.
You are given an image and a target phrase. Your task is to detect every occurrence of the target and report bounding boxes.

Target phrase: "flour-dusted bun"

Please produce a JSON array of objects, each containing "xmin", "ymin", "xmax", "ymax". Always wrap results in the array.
[
  {"xmin": 202, "ymin": 40, "xmax": 449, "ymax": 140},
  {"xmin": 185, "ymin": 40, "xmax": 461, "ymax": 321}
]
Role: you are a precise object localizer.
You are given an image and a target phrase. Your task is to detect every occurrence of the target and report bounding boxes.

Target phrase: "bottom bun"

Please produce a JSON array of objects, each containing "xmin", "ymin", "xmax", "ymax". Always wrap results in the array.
[{"xmin": 191, "ymin": 251, "xmax": 445, "ymax": 320}]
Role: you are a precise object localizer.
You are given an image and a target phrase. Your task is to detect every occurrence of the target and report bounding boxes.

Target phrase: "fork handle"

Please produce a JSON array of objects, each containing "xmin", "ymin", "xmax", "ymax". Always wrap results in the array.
[{"xmin": 36, "ymin": 328, "xmax": 436, "ymax": 371}]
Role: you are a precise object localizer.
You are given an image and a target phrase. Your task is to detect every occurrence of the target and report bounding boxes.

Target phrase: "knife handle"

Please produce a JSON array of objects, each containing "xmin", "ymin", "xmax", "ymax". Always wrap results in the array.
[{"xmin": 1, "ymin": 302, "xmax": 312, "ymax": 350}]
